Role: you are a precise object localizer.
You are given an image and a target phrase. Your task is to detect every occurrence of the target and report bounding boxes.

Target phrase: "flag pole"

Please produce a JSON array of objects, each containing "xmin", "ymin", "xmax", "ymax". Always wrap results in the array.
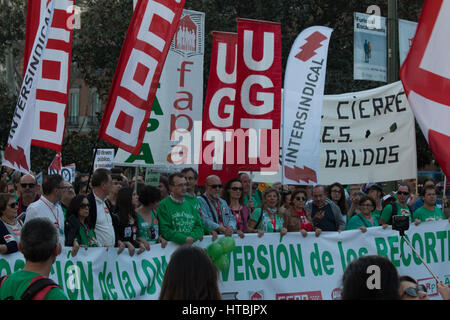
[
  {"xmin": 443, "ymin": 175, "xmax": 447, "ymax": 212},
  {"xmin": 86, "ymin": 138, "xmax": 100, "ymax": 194}
]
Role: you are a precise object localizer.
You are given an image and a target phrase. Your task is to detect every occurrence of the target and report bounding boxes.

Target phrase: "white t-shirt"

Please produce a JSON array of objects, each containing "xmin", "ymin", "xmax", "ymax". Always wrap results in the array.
[
  {"xmin": 24, "ymin": 195, "xmax": 65, "ymax": 246},
  {"xmin": 93, "ymin": 193, "xmax": 115, "ymax": 247}
]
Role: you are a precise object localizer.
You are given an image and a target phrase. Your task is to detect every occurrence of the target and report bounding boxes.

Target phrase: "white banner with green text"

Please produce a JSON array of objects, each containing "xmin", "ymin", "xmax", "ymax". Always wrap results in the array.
[{"xmin": 1, "ymin": 221, "xmax": 449, "ymax": 300}]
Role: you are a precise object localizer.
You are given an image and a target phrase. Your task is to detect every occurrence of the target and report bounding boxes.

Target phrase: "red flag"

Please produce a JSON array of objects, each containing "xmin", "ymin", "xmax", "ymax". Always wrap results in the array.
[
  {"xmin": 197, "ymin": 32, "xmax": 239, "ymax": 185},
  {"xmin": 99, "ymin": 0, "xmax": 185, "ymax": 154},
  {"xmin": 25, "ymin": 0, "xmax": 75, "ymax": 151},
  {"xmin": 232, "ymin": 18, "xmax": 281, "ymax": 172},
  {"xmin": 48, "ymin": 152, "xmax": 62, "ymax": 174},
  {"xmin": 400, "ymin": 0, "xmax": 450, "ymax": 178}
]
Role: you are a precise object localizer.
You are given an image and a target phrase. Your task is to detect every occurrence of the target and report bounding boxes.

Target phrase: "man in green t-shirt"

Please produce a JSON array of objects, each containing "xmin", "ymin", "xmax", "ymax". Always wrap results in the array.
[
  {"xmin": 0, "ymin": 218, "xmax": 68, "ymax": 300},
  {"xmin": 414, "ymin": 186, "xmax": 447, "ymax": 224},
  {"xmin": 380, "ymin": 184, "xmax": 412, "ymax": 225},
  {"xmin": 157, "ymin": 173, "xmax": 204, "ymax": 245}
]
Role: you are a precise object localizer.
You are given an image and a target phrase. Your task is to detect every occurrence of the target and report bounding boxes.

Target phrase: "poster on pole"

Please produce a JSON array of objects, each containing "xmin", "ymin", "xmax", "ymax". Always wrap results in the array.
[
  {"xmin": 354, "ymin": 12, "xmax": 387, "ymax": 82},
  {"xmin": 93, "ymin": 149, "xmax": 115, "ymax": 171},
  {"xmin": 113, "ymin": 9, "xmax": 205, "ymax": 171},
  {"xmin": 398, "ymin": 19, "xmax": 418, "ymax": 67}
]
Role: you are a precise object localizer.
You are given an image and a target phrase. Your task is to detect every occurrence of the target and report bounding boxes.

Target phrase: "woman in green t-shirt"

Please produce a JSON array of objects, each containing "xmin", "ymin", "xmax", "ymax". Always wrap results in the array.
[
  {"xmin": 65, "ymin": 195, "xmax": 99, "ymax": 249},
  {"xmin": 346, "ymin": 196, "xmax": 381, "ymax": 232},
  {"xmin": 136, "ymin": 185, "xmax": 168, "ymax": 249},
  {"xmin": 247, "ymin": 187, "xmax": 287, "ymax": 237}
]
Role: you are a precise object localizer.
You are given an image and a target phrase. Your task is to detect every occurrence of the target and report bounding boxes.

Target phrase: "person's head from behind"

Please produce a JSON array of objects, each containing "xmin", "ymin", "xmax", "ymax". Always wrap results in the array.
[
  {"xmin": 159, "ymin": 245, "xmax": 221, "ymax": 300},
  {"xmin": 399, "ymin": 275, "xmax": 428, "ymax": 300},
  {"xmin": 341, "ymin": 255, "xmax": 400, "ymax": 300},
  {"xmin": 19, "ymin": 218, "xmax": 61, "ymax": 263},
  {"xmin": 138, "ymin": 185, "xmax": 161, "ymax": 209}
]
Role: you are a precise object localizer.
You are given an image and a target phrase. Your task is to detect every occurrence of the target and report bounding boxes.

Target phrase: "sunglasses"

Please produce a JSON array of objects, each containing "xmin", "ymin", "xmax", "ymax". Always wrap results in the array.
[
  {"xmin": 21, "ymin": 183, "xmax": 35, "ymax": 189},
  {"xmin": 80, "ymin": 203, "xmax": 90, "ymax": 209},
  {"xmin": 403, "ymin": 285, "xmax": 427, "ymax": 297},
  {"xmin": 230, "ymin": 187, "xmax": 243, "ymax": 191},
  {"xmin": 8, "ymin": 202, "xmax": 18, "ymax": 208},
  {"xmin": 208, "ymin": 184, "xmax": 222, "ymax": 189},
  {"xmin": 295, "ymin": 197, "xmax": 306, "ymax": 201},
  {"xmin": 398, "ymin": 191, "xmax": 410, "ymax": 196}
]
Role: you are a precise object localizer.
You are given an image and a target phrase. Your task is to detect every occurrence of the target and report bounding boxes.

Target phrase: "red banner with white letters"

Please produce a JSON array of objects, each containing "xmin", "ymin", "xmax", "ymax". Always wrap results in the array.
[
  {"xmin": 232, "ymin": 19, "xmax": 281, "ymax": 172},
  {"xmin": 198, "ymin": 32, "xmax": 239, "ymax": 185},
  {"xmin": 99, "ymin": 0, "xmax": 185, "ymax": 154},
  {"xmin": 25, "ymin": 0, "xmax": 74, "ymax": 151}
]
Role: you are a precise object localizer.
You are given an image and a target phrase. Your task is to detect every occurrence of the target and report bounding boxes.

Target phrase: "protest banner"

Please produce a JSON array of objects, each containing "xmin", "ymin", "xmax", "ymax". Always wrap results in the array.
[
  {"xmin": 113, "ymin": 9, "xmax": 204, "ymax": 172},
  {"xmin": 282, "ymin": 26, "xmax": 333, "ymax": 185},
  {"xmin": 99, "ymin": 0, "xmax": 186, "ymax": 155},
  {"xmin": 319, "ymin": 81, "xmax": 416, "ymax": 185},
  {"xmin": 2, "ymin": 1, "xmax": 56, "ymax": 173},
  {"xmin": 197, "ymin": 31, "xmax": 239, "ymax": 185},
  {"xmin": 398, "ymin": 19, "xmax": 418, "ymax": 67},
  {"xmin": 93, "ymin": 149, "xmax": 115, "ymax": 171},
  {"xmin": 353, "ymin": 12, "xmax": 387, "ymax": 82},
  {"xmin": 1, "ymin": 221, "xmax": 448, "ymax": 300},
  {"xmin": 232, "ymin": 18, "xmax": 281, "ymax": 172}
]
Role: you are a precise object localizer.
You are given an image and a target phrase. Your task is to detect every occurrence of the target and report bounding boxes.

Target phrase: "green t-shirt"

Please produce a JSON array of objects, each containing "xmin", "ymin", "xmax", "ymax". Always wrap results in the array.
[
  {"xmin": 137, "ymin": 210, "xmax": 159, "ymax": 243},
  {"xmin": 244, "ymin": 192, "xmax": 262, "ymax": 208},
  {"xmin": 184, "ymin": 194, "xmax": 211, "ymax": 235},
  {"xmin": 250, "ymin": 208, "xmax": 284, "ymax": 232},
  {"xmin": 76, "ymin": 224, "xmax": 99, "ymax": 247},
  {"xmin": 414, "ymin": 206, "xmax": 446, "ymax": 222},
  {"xmin": 157, "ymin": 196, "xmax": 204, "ymax": 244},
  {"xmin": 0, "ymin": 270, "xmax": 68, "ymax": 300},
  {"xmin": 380, "ymin": 203, "xmax": 412, "ymax": 223},
  {"xmin": 346, "ymin": 212, "xmax": 380, "ymax": 230}
]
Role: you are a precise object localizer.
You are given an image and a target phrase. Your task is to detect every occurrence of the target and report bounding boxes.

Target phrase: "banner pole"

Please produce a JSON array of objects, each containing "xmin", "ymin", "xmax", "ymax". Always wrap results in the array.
[
  {"xmin": 443, "ymin": 175, "xmax": 447, "ymax": 212},
  {"xmin": 86, "ymin": 138, "xmax": 100, "ymax": 194},
  {"xmin": 402, "ymin": 235, "xmax": 439, "ymax": 282}
]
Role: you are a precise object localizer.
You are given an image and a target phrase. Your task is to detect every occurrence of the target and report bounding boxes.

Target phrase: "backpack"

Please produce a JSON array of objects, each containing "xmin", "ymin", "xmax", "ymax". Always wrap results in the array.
[{"xmin": 0, "ymin": 274, "xmax": 61, "ymax": 300}]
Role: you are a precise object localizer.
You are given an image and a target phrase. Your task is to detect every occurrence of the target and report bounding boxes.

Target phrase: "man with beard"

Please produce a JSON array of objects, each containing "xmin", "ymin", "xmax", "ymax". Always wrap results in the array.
[{"xmin": 17, "ymin": 174, "xmax": 40, "ymax": 222}]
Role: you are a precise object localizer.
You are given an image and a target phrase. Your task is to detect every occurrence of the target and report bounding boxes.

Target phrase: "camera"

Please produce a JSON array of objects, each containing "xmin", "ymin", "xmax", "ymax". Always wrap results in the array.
[{"xmin": 392, "ymin": 215, "xmax": 409, "ymax": 236}]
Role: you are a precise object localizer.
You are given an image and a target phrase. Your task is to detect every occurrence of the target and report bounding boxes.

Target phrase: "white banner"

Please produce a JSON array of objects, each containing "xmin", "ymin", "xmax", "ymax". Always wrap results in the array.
[
  {"xmin": 354, "ymin": 12, "xmax": 387, "ymax": 82},
  {"xmin": 399, "ymin": 19, "xmax": 418, "ymax": 67},
  {"xmin": 1, "ymin": 221, "xmax": 448, "ymax": 300},
  {"xmin": 113, "ymin": 9, "xmax": 204, "ymax": 171},
  {"xmin": 93, "ymin": 149, "xmax": 115, "ymax": 171},
  {"xmin": 319, "ymin": 81, "xmax": 416, "ymax": 185},
  {"xmin": 282, "ymin": 26, "xmax": 333, "ymax": 185}
]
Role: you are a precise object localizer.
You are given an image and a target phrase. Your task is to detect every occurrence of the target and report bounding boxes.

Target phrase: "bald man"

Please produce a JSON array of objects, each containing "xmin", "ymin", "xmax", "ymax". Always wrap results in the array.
[
  {"xmin": 17, "ymin": 174, "xmax": 39, "ymax": 222},
  {"xmin": 198, "ymin": 175, "xmax": 236, "ymax": 236}
]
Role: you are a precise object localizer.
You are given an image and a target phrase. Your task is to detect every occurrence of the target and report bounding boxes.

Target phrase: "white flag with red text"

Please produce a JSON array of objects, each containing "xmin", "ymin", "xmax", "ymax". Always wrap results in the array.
[
  {"xmin": 282, "ymin": 26, "xmax": 333, "ymax": 185},
  {"xmin": 99, "ymin": 0, "xmax": 185, "ymax": 154},
  {"xmin": 2, "ymin": 0, "xmax": 58, "ymax": 173},
  {"xmin": 400, "ymin": 0, "xmax": 450, "ymax": 178}
]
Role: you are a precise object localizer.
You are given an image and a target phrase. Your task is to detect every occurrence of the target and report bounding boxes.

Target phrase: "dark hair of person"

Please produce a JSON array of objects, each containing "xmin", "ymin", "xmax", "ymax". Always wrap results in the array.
[
  {"xmin": 222, "ymin": 178, "xmax": 245, "ymax": 205},
  {"xmin": 110, "ymin": 167, "xmax": 123, "ymax": 175},
  {"xmin": 422, "ymin": 185, "xmax": 436, "ymax": 196},
  {"xmin": 159, "ymin": 245, "xmax": 221, "ymax": 300},
  {"xmin": 290, "ymin": 189, "xmax": 307, "ymax": 207},
  {"xmin": 181, "ymin": 167, "xmax": 198, "ymax": 180},
  {"xmin": 66, "ymin": 195, "xmax": 88, "ymax": 220},
  {"xmin": 91, "ymin": 168, "xmax": 110, "ymax": 188},
  {"xmin": 0, "ymin": 193, "xmax": 15, "ymax": 216},
  {"xmin": 20, "ymin": 218, "xmax": 58, "ymax": 262},
  {"xmin": 159, "ymin": 175, "xmax": 169, "ymax": 188},
  {"xmin": 359, "ymin": 195, "xmax": 376, "ymax": 208},
  {"xmin": 138, "ymin": 185, "xmax": 161, "ymax": 206},
  {"xmin": 341, "ymin": 255, "xmax": 400, "ymax": 300},
  {"xmin": 168, "ymin": 173, "xmax": 184, "ymax": 186},
  {"xmin": 328, "ymin": 182, "xmax": 348, "ymax": 215},
  {"xmin": 42, "ymin": 174, "xmax": 63, "ymax": 195},
  {"xmin": 0, "ymin": 181, "xmax": 7, "ymax": 193},
  {"xmin": 398, "ymin": 183, "xmax": 410, "ymax": 192},
  {"xmin": 111, "ymin": 174, "xmax": 123, "ymax": 182},
  {"xmin": 399, "ymin": 275, "xmax": 417, "ymax": 284},
  {"xmin": 115, "ymin": 187, "xmax": 138, "ymax": 226}
]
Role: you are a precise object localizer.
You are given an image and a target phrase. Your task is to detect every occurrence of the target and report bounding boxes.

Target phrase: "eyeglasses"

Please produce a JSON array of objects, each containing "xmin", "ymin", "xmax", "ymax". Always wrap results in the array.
[
  {"xmin": 230, "ymin": 187, "xmax": 243, "ymax": 191},
  {"xmin": 295, "ymin": 197, "xmax": 306, "ymax": 201},
  {"xmin": 20, "ymin": 183, "xmax": 35, "ymax": 189},
  {"xmin": 80, "ymin": 203, "xmax": 90, "ymax": 209},
  {"xmin": 403, "ymin": 285, "xmax": 427, "ymax": 297},
  {"xmin": 208, "ymin": 184, "xmax": 222, "ymax": 189},
  {"xmin": 8, "ymin": 202, "xmax": 18, "ymax": 208},
  {"xmin": 398, "ymin": 191, "xmax": 410, "ymax": 196}
]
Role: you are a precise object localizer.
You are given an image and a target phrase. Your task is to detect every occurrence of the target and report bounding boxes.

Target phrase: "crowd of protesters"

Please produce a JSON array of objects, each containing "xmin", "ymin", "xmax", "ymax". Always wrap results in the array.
[{"xmin": 0, "ymin": 165, "xmax": 449, "ymax": 300}]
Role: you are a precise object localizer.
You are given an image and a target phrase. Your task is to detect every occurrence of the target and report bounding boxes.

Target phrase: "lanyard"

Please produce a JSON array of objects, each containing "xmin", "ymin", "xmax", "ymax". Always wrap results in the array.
[
  {"xmin": 267, "ymin": 211, "xmax": 277, "ymax": 231},
  {"xmin": 207, "ymin": 193, "xmax": 223, "ymax": 225},
  {"xmin": 41, "ymin": 197, "xmax": 60, "ymax": 228},
  {"xmin": 230, "ymin": 204, "xmax": 241, "ymax": 226},
  {"xmin": 81, "ymin": 223, "xmax": 92, "ymax": 246}
]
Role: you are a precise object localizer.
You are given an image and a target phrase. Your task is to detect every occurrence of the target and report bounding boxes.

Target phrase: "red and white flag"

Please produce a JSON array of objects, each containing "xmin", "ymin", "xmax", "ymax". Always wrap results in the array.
[
  {"xmin": 3, "ymin": 1, "xmax": 58, "ymax": 173},
  {"xmin": 232, "ymin": 18, "xmax": 282, "ymax": 172},
  {"xmin": 48, "ymin": 152, "xmax": 62, "ymax": 174},
  {"xmin": 400, "ymin": 0, "xmax": 450, "ymax": 178},
  {"xmin": 99, "ymin": 0, "xmax": 185, "ymax": 154},
  {"xmin": 197, "ymin": 32, "xmax": 239, "ymax": 185}
]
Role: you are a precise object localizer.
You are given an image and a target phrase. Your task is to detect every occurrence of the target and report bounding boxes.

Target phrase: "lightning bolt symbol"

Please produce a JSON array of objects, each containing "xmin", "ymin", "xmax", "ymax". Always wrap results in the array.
[
  {"xmin": 284, "ymin": 165, "xmax": 317, "ymax": 184},
  {"xmin": 295, "ymin": 31, "xmax": 328, "ymax": 62}
]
